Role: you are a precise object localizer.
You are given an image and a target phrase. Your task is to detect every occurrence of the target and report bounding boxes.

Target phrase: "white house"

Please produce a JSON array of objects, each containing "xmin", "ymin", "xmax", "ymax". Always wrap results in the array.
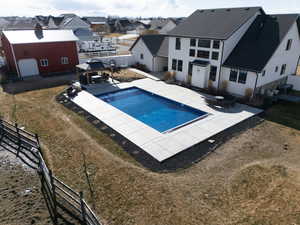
[
  {"xmin": 130, "ymin": 34, "xmax": 169, "ymax": 72},
  {"xmin": 167, "ymin": 7, "xmax": 300, "ymax": 96}
]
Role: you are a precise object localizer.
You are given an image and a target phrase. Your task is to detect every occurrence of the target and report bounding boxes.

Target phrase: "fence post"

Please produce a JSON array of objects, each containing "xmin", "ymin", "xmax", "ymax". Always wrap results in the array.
[
  {"xmin": 80, "ymin": 191, "xmax": 87, "ymax": 225},
  {"xmin": 0, "ymin": 119, "xmax": 4, "ymax": 142},
  {"xmin": 49, "ymin": 170, "xmax": 58, "ymax": 225},
  {"xmin": 15, "ymin": 123, "xmax": 21, "ymax": 157}
]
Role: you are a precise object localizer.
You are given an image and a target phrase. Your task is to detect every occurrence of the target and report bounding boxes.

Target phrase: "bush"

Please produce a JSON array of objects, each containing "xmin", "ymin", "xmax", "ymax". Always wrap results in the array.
[
  {"xmin": 142, "ymin": 30, "xmax": 159, "ymax": 35},
  {"xmin": 244, "ymin": 88, "xmax": 253, "ymax": 102},
  {"xmin": 207, "ymin": 80, "xmax": 216, "ymax": 95},
  {"xmin": 132, "ymin": 63, "xmax": 150, "ymax": 73},
  {"xmin": 220, "ymin": 80, "xmax": 228, "ymax": 95},
  {"xmin": 0, "ymin": 73, "xmax": 8, "ymax": 84}
]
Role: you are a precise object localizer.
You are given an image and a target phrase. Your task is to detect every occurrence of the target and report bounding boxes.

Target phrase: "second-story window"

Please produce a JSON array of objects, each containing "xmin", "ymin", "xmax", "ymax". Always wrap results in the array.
[
  {"xmin": 175, "ymin": 38, "xmax": 181, "ymax": 50},
  {"xmin": 140, "ymin": 54, "xmax": 144, "ymax": 60},
  {"xmin": 197, "ymin": 50, "xmax": 210, "ymax": 59},
  {"xmin": 213, "ymin": 40, "xmax": 220, "ymax": 49},
  {"xmin": 286, "ymin": 39, "xmax": 292, "ymax": 51},
  {"xmin": 189, "ymin": 49, "xmax": 196, "ymax": 57},
  {"xmin": 198, "ymin": 39, "xmax": 211, "ymax": 48},
  {"xmin": 190, "ymin": 38, "xmax": 196, "ymax": 47},
  {"xmin": 40, "ymin": 59, "xmax": 48, "ymax": 67},
  {"xmin": 262, "ymin": 70, "xmax": 266, "ymax": 76},
  {"xmin": 212, "ymin": 52, "xmax": 219, "ymax": 60}
]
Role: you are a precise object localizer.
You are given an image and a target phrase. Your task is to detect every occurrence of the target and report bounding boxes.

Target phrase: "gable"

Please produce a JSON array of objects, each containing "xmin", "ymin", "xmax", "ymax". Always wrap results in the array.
[
  {"xmin": 223, "ymin": 14, "xmax": 299, "ymax": 72},
  {"xmin": 61, "ymin": 16, "xmax": 90, "ymax": 29}
]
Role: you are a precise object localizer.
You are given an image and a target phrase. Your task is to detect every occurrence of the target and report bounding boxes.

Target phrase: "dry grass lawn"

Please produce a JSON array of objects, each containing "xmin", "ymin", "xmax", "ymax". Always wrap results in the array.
[
  {"xmin": 1, "ymin": 85, "xmax": 300, "ymax": 225},
  {"xmin": 297, "ymin": 65, "xmax": 300, "ymax": 75}
]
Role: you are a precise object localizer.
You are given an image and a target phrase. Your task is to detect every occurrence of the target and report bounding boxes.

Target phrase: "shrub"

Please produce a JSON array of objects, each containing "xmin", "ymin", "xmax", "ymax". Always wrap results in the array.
[
  {"xmin": 207, "ymin": 80, "xmax": 216, "ymax": 95},
  {"xmin": 163, "ymin": 71, "xmax": 172, "ymax": 81},
  {"xmin": 142, "ymin": 30, "xmax": 159, "ymax": 35},
  {"xmin": 132, "ymin": 63, "xmax": 150, "ymax": 73},
  {"xmin": 220, "ymin": 80, "xmax": 228, "ymax": 95},
  {"xmin": 0, "ymin": 73, "xmax": 8, "ymax": 84},
  {"xmin": 244, "ymin": 88, "xmax": 253, "ymax": 102}
]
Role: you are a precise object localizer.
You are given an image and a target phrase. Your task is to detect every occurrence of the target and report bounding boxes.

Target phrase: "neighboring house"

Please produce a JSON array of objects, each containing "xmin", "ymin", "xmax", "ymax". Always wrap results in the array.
[
  {"xmin": 58, "ymin": 14, "xmax": 90, "ymax": 31},
  {"xmin": 130, "ymin": 34, "xmax": 169, "ymax": 72},
  {"xmin": 1, "ymin": 26, "xmax": 79, "ymax": 78},
  {"xmin": 149, "ymin": 18, "xmax": 178, "ymax": 34},
  {"xmin": 167, "ymin": 7, "xmax": 300, "ymax": 96},
  {"xmin": 114, "ymin": 19, "xmax": 136, "ymax": 33},
  {"xmin": 0, "ymin": 17, "xmax": 38, "ymax": 30},
  {"xmin": 82, "ymin": 17, "xmax": 110, "ymax": 33}
]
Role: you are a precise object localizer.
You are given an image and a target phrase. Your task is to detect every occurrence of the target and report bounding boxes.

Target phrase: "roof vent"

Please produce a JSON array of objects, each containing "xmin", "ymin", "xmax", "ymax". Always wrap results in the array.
[
  {"xmin": 245, "ymin": 8, "xmax": 250, "ymax": 10},
  {"xmin": 211, "ymin": 10, "xmax": 215, "ymax": 12},
  {"xmin": 226, "ymin": 9, "xmax": 231, "ymax": 12},
  {"xmin": 199, "ymin": 10, "xmax": 204, "ymax": 13}
]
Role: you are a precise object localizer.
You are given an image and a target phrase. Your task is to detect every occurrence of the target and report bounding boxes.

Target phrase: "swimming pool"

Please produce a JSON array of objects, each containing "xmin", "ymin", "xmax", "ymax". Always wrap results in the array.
[{"xmin": 96, "ymin": 87, "xmax": 208, "ymax": 133}]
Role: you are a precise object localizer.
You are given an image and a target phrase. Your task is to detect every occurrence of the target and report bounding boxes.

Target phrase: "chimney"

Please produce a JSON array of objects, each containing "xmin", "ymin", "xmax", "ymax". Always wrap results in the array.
[{"xmin": 34, "ymin": 23, "xmax": 43, "ymax": 39}]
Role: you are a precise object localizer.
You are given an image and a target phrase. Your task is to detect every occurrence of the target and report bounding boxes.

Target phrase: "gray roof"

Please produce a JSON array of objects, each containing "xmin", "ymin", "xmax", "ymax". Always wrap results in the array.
[
  {"xmin": 169, "ymin": 7, "xmax": 264, "ymax": 39},
  {"xmin": 130, "ymin": 34, "xmax": 169, "ymax": 57},
  {"xmin": 223, "ymin": 14, "xmax": 300, "ymax": 72},
  {"xmin": 3, "ymin": 29, "xmax": 78, "ymax": 44}
]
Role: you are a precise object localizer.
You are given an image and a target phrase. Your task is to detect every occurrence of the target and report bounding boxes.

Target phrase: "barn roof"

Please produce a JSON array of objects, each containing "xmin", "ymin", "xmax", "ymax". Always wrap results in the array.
[{"xmin": 3, "ymin": 29, "xmax": 79, "ymax": 44}]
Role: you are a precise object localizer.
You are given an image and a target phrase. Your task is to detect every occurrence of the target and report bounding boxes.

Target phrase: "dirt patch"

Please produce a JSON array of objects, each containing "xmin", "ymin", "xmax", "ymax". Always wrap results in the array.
[{"xmin": 0, "ymin": 150, "xmax": 52, "ymax": 225}]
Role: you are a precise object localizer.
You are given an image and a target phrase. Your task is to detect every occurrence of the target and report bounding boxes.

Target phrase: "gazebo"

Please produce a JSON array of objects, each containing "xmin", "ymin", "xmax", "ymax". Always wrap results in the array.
[{"xmin": 76, "ymin": 59, "xmax": 110, "ymax": 85}]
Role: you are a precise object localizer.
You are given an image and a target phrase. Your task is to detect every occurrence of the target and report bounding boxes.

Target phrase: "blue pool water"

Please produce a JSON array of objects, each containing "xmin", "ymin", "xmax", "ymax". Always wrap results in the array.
[{"xmin": 96, "ymin": 87, "xmax": 208, "ymax": 133}]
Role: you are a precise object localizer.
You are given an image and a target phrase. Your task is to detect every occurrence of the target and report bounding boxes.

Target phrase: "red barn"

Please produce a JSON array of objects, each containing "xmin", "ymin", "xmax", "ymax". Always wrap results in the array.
[{"xmin": 1, "ymin": 28, "xmax": 79, "ymax": 78}]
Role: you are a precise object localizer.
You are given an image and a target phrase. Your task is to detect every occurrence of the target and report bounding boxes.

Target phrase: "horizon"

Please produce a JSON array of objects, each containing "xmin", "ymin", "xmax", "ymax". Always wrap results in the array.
[{"xmin": 0, "ymin": 0, "xmax": 300, "ymax": 18}]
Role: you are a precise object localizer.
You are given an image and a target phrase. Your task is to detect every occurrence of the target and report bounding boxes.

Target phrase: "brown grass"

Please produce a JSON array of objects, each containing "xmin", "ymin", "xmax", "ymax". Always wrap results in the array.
[
  {"xmin": 1, "ymin": 85, "xmax": 300, "ymax": 225},
  {"xmin": 297, "ymin": 66, "xmax": 300, "ymax": 75}
]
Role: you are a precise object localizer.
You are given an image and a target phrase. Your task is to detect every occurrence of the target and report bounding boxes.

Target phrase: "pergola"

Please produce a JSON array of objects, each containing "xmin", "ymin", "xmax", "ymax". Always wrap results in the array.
[{"xmin": 76, "ymin": 60, "xmax": 109, "ymax": 85}]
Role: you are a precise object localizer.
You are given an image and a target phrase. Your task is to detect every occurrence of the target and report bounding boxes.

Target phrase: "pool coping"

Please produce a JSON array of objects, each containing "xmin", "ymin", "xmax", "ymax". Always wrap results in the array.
[
  {"xmin": 96, "ymin": 86, "xmax": 211, "ymax": 134},
  {"xmin": 56, "ymin": 90, "xmax": 264, "ymax": 173}
]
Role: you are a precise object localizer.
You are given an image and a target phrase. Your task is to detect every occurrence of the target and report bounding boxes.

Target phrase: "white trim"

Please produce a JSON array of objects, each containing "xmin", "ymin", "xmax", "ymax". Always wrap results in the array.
[{"xmin": 10, "ymin": 44, "xmax": 20, "ymax": 78}]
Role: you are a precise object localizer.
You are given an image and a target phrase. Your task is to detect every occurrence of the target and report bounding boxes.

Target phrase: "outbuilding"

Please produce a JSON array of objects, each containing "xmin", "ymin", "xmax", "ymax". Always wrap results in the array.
[
  {"xmin": 1, "ymin": 25, "xmax": 79, "ymax": 78},
  {"xmin": 130, "ymin": 34, "xmax": 169, "ymax": 72}
]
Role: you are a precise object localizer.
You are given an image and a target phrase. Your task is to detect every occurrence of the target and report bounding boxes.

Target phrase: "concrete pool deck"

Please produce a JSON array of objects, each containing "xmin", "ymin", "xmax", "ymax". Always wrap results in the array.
[{"xmin": 71, "ymin": 78, "xmax": 262, "ymax": 162}]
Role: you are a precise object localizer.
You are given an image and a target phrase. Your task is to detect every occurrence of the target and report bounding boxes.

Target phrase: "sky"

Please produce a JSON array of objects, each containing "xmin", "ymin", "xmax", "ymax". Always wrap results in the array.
[{"xmin": 1, "ymin": 0, "xmax": 300, "ymax": 17}]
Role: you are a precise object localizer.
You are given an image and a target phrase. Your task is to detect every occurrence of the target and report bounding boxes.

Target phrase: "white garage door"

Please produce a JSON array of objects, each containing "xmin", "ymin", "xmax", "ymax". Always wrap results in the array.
[{"xmin": 18, "ymin": 58, "xmax": 39, "ymax": 77}]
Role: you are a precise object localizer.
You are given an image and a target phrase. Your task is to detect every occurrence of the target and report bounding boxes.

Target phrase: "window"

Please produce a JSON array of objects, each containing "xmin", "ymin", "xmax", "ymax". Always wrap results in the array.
[
  {"xmin": 140, "ymin": 54, "xmax": 144, "ymax": 60},
  {"xmin": 172, "ymin": 59, "xmax": 177, "ymax": 70},
  {"xmin": 229, "ymin": 69, "xmax": 238, "ymax": 82},
  {"xmin": 197, "ymin": 50, "xmax": 210, "ymax": 59},
  {"xmin": 262, "ymin": 70, "xmax": 266, "ymax": 76},
  {"xmin": 275, "ymin": 66, "xmax": 278, "ymax": 72},
  {"xmin": 238, "ymin": 70, "xmax": 248, "ymax": 84},
  {"xmin": 198, "ymin": 39, "xmax": 211, "ymax": 48},
  {"xmin": 280, "ymin": 64, "xmax": 286, "ymax": 75},
  {"xmin": 61, "ymin": 57, "xmax": 69, "ymax": 64},
  {"xmin": 175, "ymin": 38, "xmax": 181, "ymax": 50},
  {"xmin": 190, "ymin": 38, "xmax": 196, "ymax": 47},
  {"xmin": 189, "ymin": 49, "xmax": 196, "ymax": 57},
  {"xmin": 212, "ymin": 52, "xmax": 219, "ymax": 60},
  {"xmin": 213, "ymin": 40, "xmax": 220, "ymax": 49},
  {"xmin": 286, "ymin": 39, "xmax": 292, "ymax": 51},
  {"xmin": 40, "ymin": 59, "xmax": 48, "ymax": 67},
  {"xmin": 177, "ymin": 60, "xmax": 183, "ymax": 72},
  {"xmin": 209, "ymin": 66, "xmax": 217, "ymax": 81}
]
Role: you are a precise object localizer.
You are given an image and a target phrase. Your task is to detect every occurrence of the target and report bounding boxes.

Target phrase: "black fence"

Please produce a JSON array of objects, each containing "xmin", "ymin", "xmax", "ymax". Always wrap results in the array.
[{"xmin": 0, "ymin": 119, "xmax": 102, "ymax": 225}]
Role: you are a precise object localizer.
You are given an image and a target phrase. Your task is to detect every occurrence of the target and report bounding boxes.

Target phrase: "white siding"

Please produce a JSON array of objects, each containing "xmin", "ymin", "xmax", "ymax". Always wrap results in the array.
[
  {"xmin": 287, "ymin": 75, "xmax": 300, "ymax": 91},
  {"xmin": 131, "ymin": 39, "xmax": 154, "ymax": 71},
  {"xmin": 220, "ymin": 67, "xmax": 257, "ymax": 96},
  {"xmin": 168, "ymin": 37, "xmax": 223, "ymax": 86},
  {"xmin": 223, "ymin": 12, "xmax": 261, "ymax": 63},
  {"xmin": 257, "ymin": 22, "xmax": 300, "ymax": 88}
]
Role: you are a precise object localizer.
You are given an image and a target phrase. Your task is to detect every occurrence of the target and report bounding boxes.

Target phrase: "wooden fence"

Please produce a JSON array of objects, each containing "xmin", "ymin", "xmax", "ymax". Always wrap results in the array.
[{"xmin": 0, "ymin": 119, "xmax": 102, "ymax": 225}]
